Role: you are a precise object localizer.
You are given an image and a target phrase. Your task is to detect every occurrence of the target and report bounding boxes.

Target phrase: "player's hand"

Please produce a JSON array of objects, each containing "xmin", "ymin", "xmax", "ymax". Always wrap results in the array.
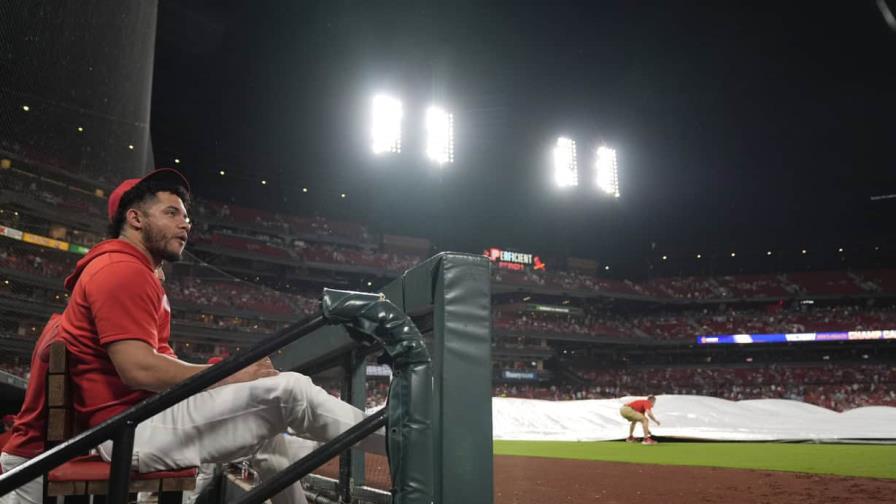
[
  {"xmin": 655, "ymin": 420, "xmax": 662, "ymax": 426},
  {"xmin": 217, "ymin": 357, "xmax": 279, "ymax": 387}
]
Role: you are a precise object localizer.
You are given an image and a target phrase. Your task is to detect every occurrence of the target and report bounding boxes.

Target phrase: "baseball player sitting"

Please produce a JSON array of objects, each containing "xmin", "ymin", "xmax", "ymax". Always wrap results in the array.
[{"xmin": 1, "ymin": 170, "xmax": 383, "ymax": 504}]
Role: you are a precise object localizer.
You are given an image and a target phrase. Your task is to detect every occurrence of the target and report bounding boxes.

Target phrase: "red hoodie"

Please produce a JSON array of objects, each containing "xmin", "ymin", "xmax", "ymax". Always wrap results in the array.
[
  {"xmin": 2, "ymin": 314, "xmax": 62, "ymax": 458},
  {"xmin": 58, "ymin": 239, "xmax": 175, "ymax": 428}
]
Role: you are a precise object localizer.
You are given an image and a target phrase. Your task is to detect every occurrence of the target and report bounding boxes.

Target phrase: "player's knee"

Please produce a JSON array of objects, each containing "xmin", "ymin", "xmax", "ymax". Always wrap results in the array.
[
  {"xmin": 278, "ymin": 371, "xmax": 315, "ymax": 392},
  {"xmin": 257, "ymin": 371, "xmax": 315, "ymax": 401},
  {"xmin": 279, "ymin": 370, "xmax": 313, "ymax": 384}
]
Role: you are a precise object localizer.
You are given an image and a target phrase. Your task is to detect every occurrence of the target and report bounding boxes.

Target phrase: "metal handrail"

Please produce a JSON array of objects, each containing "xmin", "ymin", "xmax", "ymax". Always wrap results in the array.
[
  {"xmin": 0, "ymin": 314, "xmax": 328, "ymax": 499},
  {"xmin": 235, "ymin": 407, "xmax": 388, "ymax": 504},
  {"xmin": 1, "ymin": 287, "xmax": 434, "ymax": 504}
]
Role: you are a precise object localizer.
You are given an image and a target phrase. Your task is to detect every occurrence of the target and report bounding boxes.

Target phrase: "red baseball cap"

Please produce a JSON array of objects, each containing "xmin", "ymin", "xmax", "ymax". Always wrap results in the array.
[
  {"xmin": 207, "ymin": 356, "xmax": 224, "ymax": 365},
  {"xmin": 107, "ymin": 168, "xmax": 191, "ymax": 223}
]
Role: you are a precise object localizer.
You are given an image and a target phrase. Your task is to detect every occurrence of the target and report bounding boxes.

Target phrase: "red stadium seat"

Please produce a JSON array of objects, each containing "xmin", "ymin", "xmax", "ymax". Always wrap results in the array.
[
  {"xmin": 47, "ymin": 454, "xmax": 196, "ymax": 497},
  {"xmin": 44, "ymin": 342, "xmax": 197, "ymax": 500}
]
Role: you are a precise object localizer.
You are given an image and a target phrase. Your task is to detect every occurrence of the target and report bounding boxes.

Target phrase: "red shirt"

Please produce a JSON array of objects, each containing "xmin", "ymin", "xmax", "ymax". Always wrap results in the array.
[
  {"xmin": 626, "ymin": 399, "xmax": 654, "ymax": 414},
  {"xmin": 58, "ymin": 240, "xmax": 175, "ymax": 428},
  {"xmin": 0, "ymin": 430, "xmax": 11, "ymax": 453},
  {"xmin": 3, "ymin": 313, "xmax": 62, "ymax": 458}
]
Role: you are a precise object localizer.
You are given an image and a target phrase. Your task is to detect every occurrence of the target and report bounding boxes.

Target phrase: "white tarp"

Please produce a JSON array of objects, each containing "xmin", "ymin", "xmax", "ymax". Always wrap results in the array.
[{"xmin": 492, "ymin": 395, "xmax": 896, "ymax": 442}]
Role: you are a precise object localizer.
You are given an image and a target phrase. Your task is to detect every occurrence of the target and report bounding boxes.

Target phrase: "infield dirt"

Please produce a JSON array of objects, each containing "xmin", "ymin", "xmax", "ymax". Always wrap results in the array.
[
  {"xmin": 318, "ymin": 453, "xmax": 896, "ymax": 503},
  {"xmin": 493, "ymin": 455, "xmax": 896, "ymax": 504}
]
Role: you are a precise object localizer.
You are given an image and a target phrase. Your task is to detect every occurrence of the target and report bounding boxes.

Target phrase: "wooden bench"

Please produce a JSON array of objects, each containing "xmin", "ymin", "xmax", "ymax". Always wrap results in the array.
[{"xmin": 45, "ymin": 341, "xmax": 197, "ymax": 503}]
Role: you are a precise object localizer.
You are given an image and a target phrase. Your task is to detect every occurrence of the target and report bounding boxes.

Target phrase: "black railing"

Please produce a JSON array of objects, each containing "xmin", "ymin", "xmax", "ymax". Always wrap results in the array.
[
  {"xmin": 234, "ymin": 407, "xmax": 387, "ymax": 504},
  {"xmin": 0, "ymin": 314, "xmax": 330, "ymax": 502},
  {"xmin": 1, "ymin": 287, "xmax": 435, "ymax": 504}
]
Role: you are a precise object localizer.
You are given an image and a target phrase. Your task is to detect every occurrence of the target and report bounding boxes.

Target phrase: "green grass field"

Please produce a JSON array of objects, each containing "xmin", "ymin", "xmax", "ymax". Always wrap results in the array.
[{"xmin": 494, "ymin": 440, "xmax": 896, "ymax": 479}]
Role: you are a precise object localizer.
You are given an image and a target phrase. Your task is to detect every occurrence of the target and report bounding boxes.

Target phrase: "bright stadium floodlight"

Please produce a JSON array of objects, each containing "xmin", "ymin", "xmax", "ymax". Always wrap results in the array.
[
  {"xmin": 425, "ymin": 105, "xmax": 454, "ymax": 165},
  {"xmin": 595, "ymin": 145, "xmax": 619, "ymax": 197},
  {"xmin": 370, "ymin": 94, "xmax": 403, "ymax": 154},
  {"xmin": 553, "ymin": 137, "xmax": 578, "ymax": 187}
]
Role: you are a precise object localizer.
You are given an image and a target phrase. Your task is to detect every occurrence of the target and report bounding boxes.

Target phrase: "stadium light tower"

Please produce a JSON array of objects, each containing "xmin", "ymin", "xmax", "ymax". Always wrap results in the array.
[
  {"xmin": 425, "ymin": 105, "xmax": 454, "ymax": 165},
  {"xmin": 553, "ymin": 136, "xmax": 578, "ymax": 187},
  {"xmin": 370, "ymin": 94, "xmax": 403, "ymax": 154},
  {"xmin": 595, "ymin": 145, "xmax": 619, "ymax": 197}
]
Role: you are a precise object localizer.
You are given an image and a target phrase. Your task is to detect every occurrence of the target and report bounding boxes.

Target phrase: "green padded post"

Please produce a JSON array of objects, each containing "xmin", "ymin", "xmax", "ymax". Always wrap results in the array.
[
  {"xmin": 276, "ymin": 252, "xmax": 493, "ymax": 504},
  {"xmin": 349, "ymin": 349, "xmax": 367, "ymax": 491},
  {"xmin": 394, "ymin": 252, "xmax": 493, "ymax": 504}
]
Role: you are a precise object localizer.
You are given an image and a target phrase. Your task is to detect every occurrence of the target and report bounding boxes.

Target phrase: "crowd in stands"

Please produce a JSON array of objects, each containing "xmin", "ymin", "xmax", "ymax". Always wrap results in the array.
[
  {"xmin": 7, "ymin": 235, "xmax": 896, "ymax": 343},
  {"xmin": 365, "ymin": 381, "xmax": 389, "ymax": 409},
  {"xmin": 4, "ymin": 160, "xmax": 423, "ymax": 277},
  {"xmin": 0, "ymin": 225, "xmax": 420, "ymax": 282},
  {"xmin": 689, "ymin": 303, "xmax": 896, "ymax": 336},
  {"xmin": 166, "ymin": 277, "xmax": 316, "ymax": 317},
  {"xmin": 173, "ymin": 312, "xmax": 291, "ymax": 334},
  {"xmin": 184, "ymin": 225, "xmax": 422, "ymax": 272},
  {"xmin": 494, "ymin": 302, "xmax": 896, "ymax": 341},
  {"xmin": 2, "ymin": 168, "xmax": 105, "ymax": 219},
  {"xmin": 544, "ymin": 270, "xmax": 641, "ymax": 296},
  {"xmin": 7, "ymin": 153, "xmax": 896, "ymax": 416},
  {"xmin": 493, "ymin": 265, "xmax": 896, "ymax": 300},
  {"xmin": 493, "ymin": 363, "xmax": 896, "ymax": 411},
  {"xmin": 493, "ymin": 310, "xmax": 634, "ymax": 339},
  {"xmin": 493, "ymin": 335, "xmax": 550, "ymax": 351},
  {"xmin": 1, "ymin": 138, "xmax": 121, "ymax": 187},
  {"xmin": 6, "ymin": 150, "xmax": 896, "ymax": 303},
  {"xmin": 0, "ymin": 356, "xmax": 30, "ymax": 380},
  {"xmin": 7, "ymin": 243, "xmax": 896, "ymax": 346},
  {"xmin": 0, "ymin": 244, "xmax": 316, "ymax": 317},
  {"xmin": 193, "ymin": 201, "xmax": 374, "ymax": 246},
  {"xmin": 297, "ymin": 242, "xmax": 421, "ymax": 272},
  {"xmin": 0, "ymin": 246, "xmax": 71, "ymax": 279},
  {"xmin": 189, "ymin": 229, "xmax": 292, "ymax": 259}
]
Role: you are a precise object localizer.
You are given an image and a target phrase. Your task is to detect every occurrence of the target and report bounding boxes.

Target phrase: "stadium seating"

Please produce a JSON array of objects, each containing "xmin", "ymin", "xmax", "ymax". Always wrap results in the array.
[
  {"xmin": 786, "ymin": 271, "xmax": 865, "ymax": 296},
  {"xmin": 494, "ymin": 303, "xmax": 896, "ymax": 342},
  {"xmin": 3, "ymin": 159, "xmax": 895, "ymax": 419}
]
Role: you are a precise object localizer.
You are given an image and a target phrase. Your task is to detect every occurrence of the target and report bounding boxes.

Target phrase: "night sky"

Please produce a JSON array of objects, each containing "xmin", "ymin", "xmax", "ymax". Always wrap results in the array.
[{"xmin": 150, "ymin": 1, "xmax": 896, "ymax": 278}]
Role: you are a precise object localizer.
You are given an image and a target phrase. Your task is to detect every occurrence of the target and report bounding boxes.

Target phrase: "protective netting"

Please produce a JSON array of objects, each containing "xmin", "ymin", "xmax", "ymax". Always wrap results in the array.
[
  {"xmin": 0, "ymin": 2, "xmax": 394, "ymax": 496},
  {"xmin": 0, "ymin": 0, "xmax": 158, "ymax": 184}
]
